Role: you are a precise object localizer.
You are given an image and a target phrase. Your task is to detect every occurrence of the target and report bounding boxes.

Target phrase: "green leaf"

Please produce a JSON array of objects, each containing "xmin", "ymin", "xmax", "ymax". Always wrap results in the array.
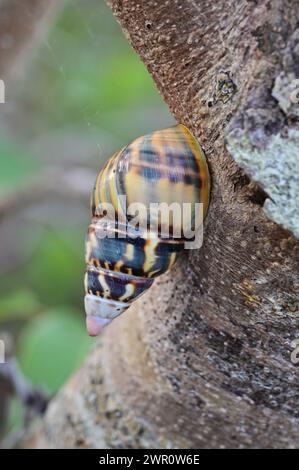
[
  {"xmin": 5, "ymin": 398, "xmax": 24, "ymax": 441},
  {"xmin": 17, "ymin": 307, "xmax": 92, "ymax": 393},
  {"xmin": 25, "ymin": 231, "xmax": 83, "ymax": 306},
  {"xmin": 0, "ymin": 289, "xmax": 42, "ymax": 323},
  {"xmin": 0, "ymin": 138, "xmax": 38, "ymax": 197}
]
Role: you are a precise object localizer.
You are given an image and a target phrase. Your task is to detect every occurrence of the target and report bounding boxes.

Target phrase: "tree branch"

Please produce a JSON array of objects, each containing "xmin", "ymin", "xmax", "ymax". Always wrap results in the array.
[
  {"xmin": 0, "ymin": 166, "xmax": 94, "ymax": 222},
  {"xmin": 0, "ymin": 0, "xmax": 59, "ymax": 80},
  {"xmin": 0, "ymin": 333, "xmax": 49, "ymax": 448}
]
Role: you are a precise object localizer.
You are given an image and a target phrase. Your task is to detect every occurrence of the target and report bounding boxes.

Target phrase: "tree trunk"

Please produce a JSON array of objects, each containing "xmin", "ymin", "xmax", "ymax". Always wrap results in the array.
[{"xmin": 32, "ymin": 0, "xmax": 298, "ymax": 449}]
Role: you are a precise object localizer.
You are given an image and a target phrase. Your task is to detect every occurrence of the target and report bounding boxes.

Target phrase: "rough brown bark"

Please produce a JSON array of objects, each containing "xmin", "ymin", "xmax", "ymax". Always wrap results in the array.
[{"xmin": 31, "ymin": 0, "xmax": 298, "ymax": 449}]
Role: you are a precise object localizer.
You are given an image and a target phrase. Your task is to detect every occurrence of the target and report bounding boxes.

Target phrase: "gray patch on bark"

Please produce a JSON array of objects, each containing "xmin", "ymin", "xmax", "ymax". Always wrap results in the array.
[
  {"xmin": 226, "ymin": 29, "xmax": 299, "ymax": 238},
  {"xmin": 226, "ymin": 126, "xmax": 299, "ymax": 238},
  {"xmin": 272, "ymin": 29, "xmax": 299, "ymax": 118}
]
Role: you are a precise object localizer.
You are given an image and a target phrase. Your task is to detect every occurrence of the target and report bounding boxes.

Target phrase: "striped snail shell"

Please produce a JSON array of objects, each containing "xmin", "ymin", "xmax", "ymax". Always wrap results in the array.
[{"xmin": 84, "ymin": 124, "xmax": 210, "ymax": 336}]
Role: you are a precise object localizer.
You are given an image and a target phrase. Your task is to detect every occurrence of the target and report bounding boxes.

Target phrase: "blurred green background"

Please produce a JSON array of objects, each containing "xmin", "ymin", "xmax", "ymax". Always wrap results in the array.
[{"xmin": 0, "ymin": 0, "xmax": 173, "ymax": 443}]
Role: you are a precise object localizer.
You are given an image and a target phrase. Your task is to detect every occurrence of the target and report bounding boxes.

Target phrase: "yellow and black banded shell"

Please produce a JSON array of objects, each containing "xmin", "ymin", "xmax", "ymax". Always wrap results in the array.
[
  {"xmin": 91, "ymin": 124, "xmax": 209, "ymax": 234},
  {"xmin": 85, "ymin": 125, "xmax": 210, "ymax": 336}
]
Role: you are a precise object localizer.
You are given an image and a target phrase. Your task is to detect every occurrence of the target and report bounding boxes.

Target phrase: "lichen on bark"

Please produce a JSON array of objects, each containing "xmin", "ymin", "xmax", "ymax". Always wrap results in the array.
[{"xmin": 226, "ymin": 28, "xmax": 299, "ymax": 238}]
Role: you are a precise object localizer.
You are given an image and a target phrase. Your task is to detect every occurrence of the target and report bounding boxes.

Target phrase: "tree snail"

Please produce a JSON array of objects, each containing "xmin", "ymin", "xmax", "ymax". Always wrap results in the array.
[{"xmin": 84, "ymin": 124, "xmax": 210, "ymax": 336}]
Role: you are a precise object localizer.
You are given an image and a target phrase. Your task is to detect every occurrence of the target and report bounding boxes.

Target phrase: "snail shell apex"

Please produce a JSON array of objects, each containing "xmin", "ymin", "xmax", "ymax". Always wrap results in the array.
[{"xmin": 84, "ymin": 124, "xmax": 210, "ymax": 336}]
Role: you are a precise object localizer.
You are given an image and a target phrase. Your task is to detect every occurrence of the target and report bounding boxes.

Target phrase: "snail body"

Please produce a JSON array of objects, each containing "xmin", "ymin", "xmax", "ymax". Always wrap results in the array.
[{"xmin": 84, "ymin": 124, "xmax": 210, "ymax": 336}]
